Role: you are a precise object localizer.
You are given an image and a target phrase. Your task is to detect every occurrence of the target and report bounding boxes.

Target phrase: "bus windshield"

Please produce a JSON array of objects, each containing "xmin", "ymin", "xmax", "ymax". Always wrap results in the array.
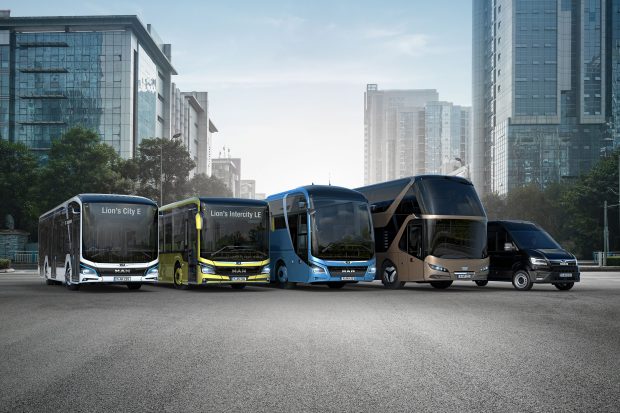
[
  {"xmin": 416, "ymin": 178, "xmax": 485, "ymax": 216},
  {"xmin": 310, "ymin": 199, "xmax": 374, "ymax": 260},
  {"xmin": 82, "ymin": 202, "xmax": 158, "ymax": 263},
  {"xmin": 427, "ymin": 219, "xmax": 487, "ymax": 259},
  {"xmin": 201, "ymin": 203, "xmax": 269, "ymax": 261},
  {"xmin": 510, "ymin": 229, "xmax": 561, "ymax": 250}
]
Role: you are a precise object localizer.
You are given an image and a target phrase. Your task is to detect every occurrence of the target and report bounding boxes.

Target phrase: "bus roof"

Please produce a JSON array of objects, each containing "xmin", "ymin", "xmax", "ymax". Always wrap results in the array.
[
  {"xmin": 39, "ymin": 193, "xmax": 157, "ymax": 220},
  {"xmin": 267, "ymin": 185, "xmax": 367, "ymax": 202},
  {"xmin": 159, "ymin": 197, "xmax": 267, "ymax": 212},
  {"xmin": 356, "ymin": 175, "xmax": 472, "ymax": 193}
]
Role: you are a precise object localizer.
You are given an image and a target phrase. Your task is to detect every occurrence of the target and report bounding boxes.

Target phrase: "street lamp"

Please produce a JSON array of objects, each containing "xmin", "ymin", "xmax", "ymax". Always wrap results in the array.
[{"xmin": 161, "ymin": 132, "xmax": 182, "ymax": 205}]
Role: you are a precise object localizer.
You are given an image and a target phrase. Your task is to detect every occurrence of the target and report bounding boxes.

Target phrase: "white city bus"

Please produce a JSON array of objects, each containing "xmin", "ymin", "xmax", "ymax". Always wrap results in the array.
[{"xmin": 38, "ymin": 194, "xmax": 159, "ymax": 290}]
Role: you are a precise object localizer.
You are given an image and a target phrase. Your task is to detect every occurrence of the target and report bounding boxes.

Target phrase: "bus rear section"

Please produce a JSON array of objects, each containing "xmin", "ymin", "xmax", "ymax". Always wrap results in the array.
[
  {"xmin": 38, "ymin": 194, "xmax": 159, "ymax": 291},
  {"xmin": 357, "ymin": 176, "xmax": 489, "ymax": 289},
  {"xmin": 158, "ymin": 197, "xmax": 270, "ymax": 289},
  {"xmin": 267, "ymin": 185, "xmax": 376, "ymax": 288}
]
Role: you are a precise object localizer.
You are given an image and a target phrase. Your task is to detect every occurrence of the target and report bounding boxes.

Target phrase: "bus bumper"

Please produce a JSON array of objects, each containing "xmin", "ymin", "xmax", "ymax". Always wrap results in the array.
[
  {"xmin": 79, "ymin": 275, "xmax": 158, "ymax": 284},
  {"xmin": 198, "ymin": 274, "xmax": 270, "ymax": 285}
]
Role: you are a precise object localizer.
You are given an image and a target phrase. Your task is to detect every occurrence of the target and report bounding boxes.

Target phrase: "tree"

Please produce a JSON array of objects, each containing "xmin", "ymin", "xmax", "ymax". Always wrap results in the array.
[
  {"xmin": 132, "ymin": 138, "xmax": 196, "ymax": 205},
  {"xmin": 0, "ymin": 140, "xmax": 39, "ymax": 234},
  {"xmin": 189, "ymin": 173, "xmax": 232, "ymax": 197},
  {"xmin": 39, "ymin": 126, "xmax": 131, "ymax": 210}
]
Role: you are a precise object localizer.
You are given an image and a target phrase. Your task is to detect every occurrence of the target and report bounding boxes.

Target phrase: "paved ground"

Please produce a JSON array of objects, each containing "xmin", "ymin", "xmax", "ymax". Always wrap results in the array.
[{"xmin": 0, "ymin": 271, "xmax": 619, "ymax": 412}]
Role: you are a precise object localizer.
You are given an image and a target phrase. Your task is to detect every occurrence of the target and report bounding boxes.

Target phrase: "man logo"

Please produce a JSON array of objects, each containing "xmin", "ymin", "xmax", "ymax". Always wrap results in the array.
[
  {"xmin": 232, "ymin": 268, "xmax": 247, "ymax": 274},
  {"xmin": 114, "ymin": 269, "xmax": 130, "ymax": 274}
]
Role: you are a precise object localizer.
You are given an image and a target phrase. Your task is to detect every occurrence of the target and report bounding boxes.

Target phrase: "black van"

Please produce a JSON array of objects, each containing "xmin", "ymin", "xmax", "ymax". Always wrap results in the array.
[{"xmin": 480, "ymin": 220, "xmax": 580, "ymax": 291}]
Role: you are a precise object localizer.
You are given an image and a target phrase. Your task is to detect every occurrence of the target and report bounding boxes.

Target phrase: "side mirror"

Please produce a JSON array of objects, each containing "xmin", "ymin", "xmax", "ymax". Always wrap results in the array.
[
  {"xmin": 70, "ymin": 207, "xmax": 80, "ymax": 215},
  {"xmin": 504, "ymin": 242, "xmax": 515, "ymax": 252},
  {"xmin": 298, "ymin": 201, "xmax": 307, "ymax": 210},
  {"xmin": 195, "ymin": 213, "xmax": 203, "ymax": 230}
]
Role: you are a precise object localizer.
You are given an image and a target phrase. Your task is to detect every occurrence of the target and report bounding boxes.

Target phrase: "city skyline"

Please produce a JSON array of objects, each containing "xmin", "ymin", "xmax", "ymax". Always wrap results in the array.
[{"xmin": 2, "ymin": 0, "xmax": 473, "ymax": 196}]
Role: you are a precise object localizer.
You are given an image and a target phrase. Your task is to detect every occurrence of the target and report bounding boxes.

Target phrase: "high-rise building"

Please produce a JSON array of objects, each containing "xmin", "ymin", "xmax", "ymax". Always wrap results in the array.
[
  {"xmin": 240, "ymin": 179, "xmax": 256, "ymax": 199},
  {"xmin": 0, "ymin": 12, "xmax": 176, "ymax": 159},
  {"xmin": 364, "ymin": 84, "xmax": 472, "ymax": 184},
  {"xmin": 212, "ymin": 157, "xmax": 241, "ymax": 197},
  {"xmin": 424, "ymin": 102, "xmax": 472, "ymax": 174},
  {"xmin": 171, "ymin": 86, "xmax": 218, "ymax": 176},
  {"xmin": 472, "ymin": 0, "xmax": 612, "ymax": 196},
  {"xmin": 364, "ymin": 84, "xmax": 439, "ymax": 184}
]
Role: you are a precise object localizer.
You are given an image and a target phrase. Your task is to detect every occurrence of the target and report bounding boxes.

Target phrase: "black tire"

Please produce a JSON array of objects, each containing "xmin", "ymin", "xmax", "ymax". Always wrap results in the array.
[
  {"xmin": 512, "ymin": 269, "xmax": 533, "ymax": 291},
  {"xmin": 553, "ymin": 282, "xmax": 574, "ymax": 291},
  {"xmin": 430, "ymin": 281, "xmax": 453, "ymax": 289},
  {"xmin": 381, "ymin": 260, "xmax": 405, "ymax": 289},
  {"xmin": 127, "ymin": 283, "xmax": 142, "ymax": 290},
  {"xmin": 231, "ymin": 284, "xmax": 246, "ymax": 290},
  {"xmin": 173, "ymin": 264, "xmax": 188, "ymax": 290},
  {"xmin": 327, "ymin": 282, "xmax": 346, "ymax": 289},
  {"xmin": 276, "ymin": 263, "xmax": 295, "ymax": 289},
  {"xmin": 45, "ymin": 278, "xmax": 55, "ymax": 285},
  {"xmin": 475, "ymin": 280, "xmax": 488, "ymax": 287},
  {"xmin": 65, "ymin": 266, "xmax": 79, "ymax": 291}
]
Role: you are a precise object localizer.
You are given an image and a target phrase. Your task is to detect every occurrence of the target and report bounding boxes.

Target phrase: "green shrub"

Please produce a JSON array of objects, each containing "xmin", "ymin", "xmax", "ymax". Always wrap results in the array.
[
  {"xmin": 606, "ymin": 256, "xmax": 620, "ymax": 266},
  {"xmin": 0, "ymin": 258, "xmax": 10, "ymax": 269}
]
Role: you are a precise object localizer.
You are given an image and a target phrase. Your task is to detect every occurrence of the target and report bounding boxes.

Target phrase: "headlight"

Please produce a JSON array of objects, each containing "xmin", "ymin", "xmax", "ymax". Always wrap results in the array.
[
  {"xmin": 529, "ymin": 257, "xmax": 547, "ymax": 266},
  {"xmin": 480, "ymin": 266, "xmax": 489, "ymax": 272},
  {"xmin": 368, "ymin": 265, "xmax": 376, "ymax": 274},
  {"xmin": 201, "ymin": 265, "xmax": 216, "ymax": 274},
  {"xmin": 146, "ymin": 267, "xmax": 158, "ymax": 276},
  {"xmin": 80, "ymin": 266, "xmax": 96, "ymax": 275},
  {"xmin": 311, "ymin": 265, "xmax": 326, "ymax": 274},
  {"xmin": 261, "ymin": 265, "xmax": 270, "ymax": 274},
  {"xmin": 428, "ymin": 263, "xmax": 448, "ymax": 272}
]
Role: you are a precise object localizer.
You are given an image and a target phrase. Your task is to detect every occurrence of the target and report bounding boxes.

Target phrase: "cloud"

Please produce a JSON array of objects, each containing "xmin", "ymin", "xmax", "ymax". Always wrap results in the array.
[
  {"xmin": 363, "ymin": 27, "xmax": 404, "ymax": 39},
  {"xmin": 260, "ymin": 15, "xmax": 306, "ymax": 30},
  {"xmin": 387, "ymin": 33, "xmax": 432, "ymax": 56}
]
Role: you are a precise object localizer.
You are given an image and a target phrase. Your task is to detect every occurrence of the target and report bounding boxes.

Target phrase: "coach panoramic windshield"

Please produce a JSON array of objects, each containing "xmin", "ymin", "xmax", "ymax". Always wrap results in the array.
[
  {"xmin": 310, "ymin": 199, "xmax": 374, "ymax": 260},
  {"xmin": 82, "ymin": 202, "xmax": 158, "ymax": 263},
  {"xmin": 416, "ymin": 178, "xmax": 485, "ymax": 216}
]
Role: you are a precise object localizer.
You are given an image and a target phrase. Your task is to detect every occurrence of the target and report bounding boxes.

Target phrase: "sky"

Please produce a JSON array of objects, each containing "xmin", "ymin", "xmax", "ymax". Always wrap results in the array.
[{"xmin": 4, "ymin": 0, "xmax": 473, "ymax": 195}]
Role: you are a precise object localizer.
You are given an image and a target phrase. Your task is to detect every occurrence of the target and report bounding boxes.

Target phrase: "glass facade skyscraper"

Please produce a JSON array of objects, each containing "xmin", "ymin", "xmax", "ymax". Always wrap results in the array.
[
  {"xmin": 0, "ymin": 14, "xmax": 176, "ymax": 160},
  {"xmin": 472, "ymin": 0, "xmax": 613, "ymax": 196}
]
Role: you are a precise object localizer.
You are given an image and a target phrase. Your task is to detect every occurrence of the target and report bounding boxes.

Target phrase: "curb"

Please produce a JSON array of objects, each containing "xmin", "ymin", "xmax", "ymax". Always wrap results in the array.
[
  {"xmin": 580, "ymin": 266, "xmax": 620, "ymax": 272},
  {"xmin": 0, "ymin": 268, "xmax": 16, "ymax": 273}
]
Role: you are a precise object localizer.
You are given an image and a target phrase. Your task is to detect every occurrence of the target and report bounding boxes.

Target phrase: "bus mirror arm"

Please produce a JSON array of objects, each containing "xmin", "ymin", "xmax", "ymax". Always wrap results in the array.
[{"xmin": 195, "ymin": 213, "xmax": 203, "ymax": 230}]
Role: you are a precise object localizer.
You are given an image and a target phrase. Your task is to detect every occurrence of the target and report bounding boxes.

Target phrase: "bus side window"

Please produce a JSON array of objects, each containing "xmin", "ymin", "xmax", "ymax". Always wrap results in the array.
[
  {"xmin": 297, "ymin": 213, "xmax": 308, "ymax": 255},
  {"xmin": 164, "ymin": 214, "xmax": 173, "ymax": 253},
  {"xmin": 398, "ymin": 222, "xmax": 422, "ymax": 258}
]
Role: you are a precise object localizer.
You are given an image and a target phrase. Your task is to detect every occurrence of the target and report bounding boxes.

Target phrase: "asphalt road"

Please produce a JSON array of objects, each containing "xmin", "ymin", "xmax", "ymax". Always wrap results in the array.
[{"xmin": 0, "ymin": 272, "xmax": 619, "ymax": 412}]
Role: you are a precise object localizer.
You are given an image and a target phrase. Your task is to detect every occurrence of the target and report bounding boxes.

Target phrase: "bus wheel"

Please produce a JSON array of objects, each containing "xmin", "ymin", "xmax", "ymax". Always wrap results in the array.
[
  {"xmin": 276, "ymin": 263, "xmax": 295, "ymax": 288},
  {"xmin": 231, "ymin": 284, "xmax": 246, "ymax": 290},
  {"xmin": 553, "ymin": 282, "xmax": 574, "ymax": 291},
  {"xmin": 65, "ymin": 266, "xmax": 79, "ymax": 291},
  {"xmin": 382, "ymin": 261, "xmax": 404, "ymax": 289},
  {"xmin": 328, "ymin": 282, "xmax": 346, "ymax": 289},
  {"xmin": 430, "ymin": 281, "xmax": 453, "ymax": 289},
  {"xmin": 174, "ymin": 265, "xmax": 188, "ymax": 290},
  {"xmin": 475, "ymin": 280, "xmax": 488, "ymax": 287},
  {"xmin": 512, "ymin": 270, "xmax": 533, "ymax": 291},
  {"xmin": 127, "ymin": 283, "xmax": 142, "ymax": 290}
]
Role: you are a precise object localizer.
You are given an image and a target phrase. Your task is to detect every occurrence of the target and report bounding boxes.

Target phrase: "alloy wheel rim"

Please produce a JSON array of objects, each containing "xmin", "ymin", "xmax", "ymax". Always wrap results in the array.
[
  {"xmin": 278, "ymin": 266, "xmax": 287, "ymax": 283},
  {"xmin": 384, "ymin": 266, "xmax": 396, "ymax": 284}
]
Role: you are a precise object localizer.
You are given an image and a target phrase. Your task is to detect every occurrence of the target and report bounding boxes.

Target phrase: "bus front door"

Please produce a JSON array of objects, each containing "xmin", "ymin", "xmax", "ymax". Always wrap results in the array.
[
  {"xmin": 400, "ymin": 221, "xmax": 424, "ymax": 282},
  {"xmin": 68, "ymin": 207, "xmax": 80, "ymax": 283}
]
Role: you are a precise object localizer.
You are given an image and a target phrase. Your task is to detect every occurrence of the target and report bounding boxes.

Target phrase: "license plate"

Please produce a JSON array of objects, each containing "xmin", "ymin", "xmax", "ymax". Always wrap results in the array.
[
  {"xmin": 341, "ymin": 276, "xmax": 356, "ymax": 281},
  {"xmin": 457, "ymin": 273, "xmax": 472, "ymax": 279},
  {"xmin": 559, "ymin": 273, "xmax": 573, "ymax": 278},
  {"xmin": 231, "ymin": 276, "xmax": 246, "ymax": 281},
  {"xmin": 114, "ymin": 276, "xmax": 131, "ymax": 281}
]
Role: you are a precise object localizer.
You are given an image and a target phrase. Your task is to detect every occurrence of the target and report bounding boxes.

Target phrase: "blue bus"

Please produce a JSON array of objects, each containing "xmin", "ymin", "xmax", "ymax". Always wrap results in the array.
[{"xmin": 267, "ymin": 185, "xmax": 376, "ymax": 288}]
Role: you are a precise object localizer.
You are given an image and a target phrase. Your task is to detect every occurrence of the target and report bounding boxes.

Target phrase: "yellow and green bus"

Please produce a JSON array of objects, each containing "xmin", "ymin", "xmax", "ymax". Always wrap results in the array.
[{"xmin": 158, "ymin": 197, "xmax": 270, "ymax": 289}]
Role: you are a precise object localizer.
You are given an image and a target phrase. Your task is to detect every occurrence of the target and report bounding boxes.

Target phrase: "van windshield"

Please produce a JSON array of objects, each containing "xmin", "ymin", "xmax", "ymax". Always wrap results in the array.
[{"xmin": 510, "ymin": 229, "xmax": 561, "ymax": 250}]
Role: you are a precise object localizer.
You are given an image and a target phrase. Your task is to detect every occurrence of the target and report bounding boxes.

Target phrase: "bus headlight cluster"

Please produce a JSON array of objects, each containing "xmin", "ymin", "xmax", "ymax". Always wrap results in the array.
[
  {"xmin": 261, "ymin": 265, "xmax": 270, "ymax": 274},
  {"xmin": 146, "ymin": 267, "xmax": 158, "ymax": 276},
  {"xmin": 201, "ymin": 265, "xmax": 216, "ymax": 274},
  {"xmin": 529, "ymin": 257, "xmax": 548, "ymax": 266},
  {"xmin": 428, "ymin": 263, "xmax": 448, "ymax": 273},
  {"xmin": 480, "ymin": 266, "xmax": 489, "ymax": 272},
  {"xmin": 368, "ymin": 265, "xmax": 376, "ymax": 274},
  {"xmin": 80, "ymin": 266, "xmax": 96, "ymax": 275},
  {"xmin": 311, "ymin": 265, "xmax": 326, "ymax": 274}
]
